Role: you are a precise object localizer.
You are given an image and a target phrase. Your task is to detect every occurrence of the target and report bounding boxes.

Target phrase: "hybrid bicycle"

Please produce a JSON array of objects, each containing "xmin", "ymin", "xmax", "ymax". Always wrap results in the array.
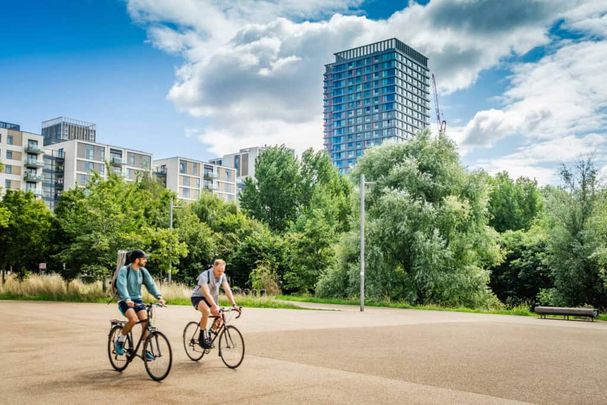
[
  {"xmin": 183, "ymin": 307, "xmax": 244, "ymax": 368},
  {"xmin": 107, "ymin": 303, "xmax": 172, "ymax": 381}
]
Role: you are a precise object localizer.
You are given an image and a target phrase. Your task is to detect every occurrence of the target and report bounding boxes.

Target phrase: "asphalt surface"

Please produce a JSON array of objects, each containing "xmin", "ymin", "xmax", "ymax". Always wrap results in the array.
[{"xmin": 1, "ymin": 301, "xmax": 606, "ymax": 404}]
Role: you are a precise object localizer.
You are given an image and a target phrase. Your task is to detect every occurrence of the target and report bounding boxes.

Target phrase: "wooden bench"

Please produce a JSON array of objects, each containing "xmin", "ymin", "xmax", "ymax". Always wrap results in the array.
[{"xmin": 534, "ymin": 306, "xmax": 598, "ymax": 321}]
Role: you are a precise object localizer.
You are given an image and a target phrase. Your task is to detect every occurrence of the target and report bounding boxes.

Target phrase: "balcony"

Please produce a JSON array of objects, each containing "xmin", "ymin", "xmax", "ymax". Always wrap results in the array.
[
  {"xmin": 110, "ymin": 156, "xmax": 124, "ymax": 166},
  {"xmin": 24, "ymin": 158, "xmax": 44, "ymax": 168},
  {"xmin": 24, "ymin": 172, "xmax": 43, "ymax": 182},
  {"xmin": 203, "ymin": 172, "xmax": 218, "ymax": 180},
  {"xmin": 25, "ymin": 145, "xmax": 44, "ymax": 154}
]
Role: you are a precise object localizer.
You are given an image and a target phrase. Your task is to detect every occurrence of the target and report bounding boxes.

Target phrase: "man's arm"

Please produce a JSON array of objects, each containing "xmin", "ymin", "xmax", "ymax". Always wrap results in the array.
[
  {"xmin": 222, "ymin": 280, "xmax": 237, "ymax": 307},
  {"xmin": 142, "ymin": 269, "xmax": 164, "ymax": 304},
  {"xmin": 116, "ymin": 267, "xmax": 131, "ymax": 302}
]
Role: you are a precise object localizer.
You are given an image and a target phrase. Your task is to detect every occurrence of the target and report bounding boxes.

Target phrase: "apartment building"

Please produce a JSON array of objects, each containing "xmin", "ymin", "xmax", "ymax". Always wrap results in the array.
[
  {"xmin": 154, "ymin": 157, "xmax": 236, "ymax": 203},
  {"xmin": 0, "ymin": 122, "xmax": 45, "ymax": 198},
  {"xmin": 324, "ymin": 38, "xmax": 431, "ymax": 173},
  {"xmin": 210, "ymin": 146, "xmax": 265, "ymax": 195},
  {"xmin": 45, "ymin": 139, "xmax": 152, "ymax": 190},
  {"xmin": 42, "ymin": 116, "xmax": 96, "ymax": 145}
]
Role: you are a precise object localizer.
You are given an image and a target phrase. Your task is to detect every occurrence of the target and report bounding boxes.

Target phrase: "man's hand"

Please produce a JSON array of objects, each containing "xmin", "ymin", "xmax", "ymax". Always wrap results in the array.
[
  {"xmin": 211, "ymin": 304, "xmax": 220, "ymax": 316},
  {"xmin": 232, "ymin": 305, "xmax": 241, "ymax": 313},
  {"xmin": 126, "ymin": 300, "xmax": 134, "ymax": 307},
  {"xmin": 158, "ymin": 298, "xmax": 166, "ymax": 306}
]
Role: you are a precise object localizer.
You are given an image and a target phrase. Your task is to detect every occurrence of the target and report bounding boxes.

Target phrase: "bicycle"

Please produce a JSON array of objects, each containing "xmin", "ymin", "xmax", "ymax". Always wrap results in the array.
[
  {"xmin": 107, "ymin": 303, "xmax": 173, "ymax": 381},
  {"xmin": 183, "ymin": 307, "xmax": 245, "ymax": 368}
]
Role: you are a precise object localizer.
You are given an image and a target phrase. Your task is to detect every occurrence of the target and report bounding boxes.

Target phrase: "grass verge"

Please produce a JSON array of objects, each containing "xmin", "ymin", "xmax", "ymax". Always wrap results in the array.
[{"xmin": 278, "ymin": 295, "xmax": 607, "ymax": 321}]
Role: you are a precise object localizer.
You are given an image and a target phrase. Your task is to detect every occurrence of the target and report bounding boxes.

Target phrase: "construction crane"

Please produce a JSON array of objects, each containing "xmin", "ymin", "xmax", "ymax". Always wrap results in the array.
[{"xmin": 431, "ymin": 73, "xmax": 447, "ymax": 138}]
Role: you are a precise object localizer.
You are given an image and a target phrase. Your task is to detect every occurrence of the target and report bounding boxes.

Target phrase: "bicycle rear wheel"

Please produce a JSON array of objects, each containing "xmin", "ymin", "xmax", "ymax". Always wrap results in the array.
[
  {"xmin": 219, "ymin": 326, "xmax": 245, "ymax": 369},
  {"xmin": 107, "ymin": 325, "xmax": 131, "ymax": 371},
  {"xmin": 143, "ymin": 331, "xmax": 172, "ymax": 381},
  {"xmin": 183, "ymin": 321, "xmax": 205, "ymax": 361}
]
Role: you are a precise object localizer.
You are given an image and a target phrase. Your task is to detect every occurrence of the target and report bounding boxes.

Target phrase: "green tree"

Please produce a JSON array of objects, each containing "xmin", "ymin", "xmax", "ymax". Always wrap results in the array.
[
  {"xmin": 544, "ymin": 159, "xmax": 607, "ymax": 307},
  {"xmin": 0, "ymin": 190, "xmax": 54, "ymax": 276},
  {"xmin": 240, "ymin": 146, "xmax": 301, "ymax": 232},
  {"xmin": 53, "ymin": 172, "xmax": 185, "ymax": 282},
  {"xmin": 488, "ymin": 172, "xmax": 543, "ymax": 232},
  {"xmin": 190, "ymin": 192, "xmax": 285, "ymax": 288},
  {"xmin": 318, "ymin": 130, "xmax": 502, "ymax": 307},
  {"xmin": 173, "ymin": 205, "xmax": 217, "ymax": 284},
  {"xmin": 489, "ymin": 226, "xmax": 552, "ymax": 306}
]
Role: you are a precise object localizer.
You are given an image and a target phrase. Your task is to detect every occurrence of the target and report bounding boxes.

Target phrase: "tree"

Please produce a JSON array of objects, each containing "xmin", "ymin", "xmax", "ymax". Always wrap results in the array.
[
  {"xmin": 173, "ymin": 205, "xmax": 217, "ymax": 284},
  {"xmin": 489, "ymin": 226, "xmax": 552, "ymax": 306},
  {"xmin": 190, "ymin": 192, "xmax": 285, "ymax": 288},
  {"xmin": 240, "ymin": 146, "xmax": 302, "ymax": 232},
  {"xmin": 0, "ymin": 190, "xmax": 54, "ymax": 276},
  {"xmin": 488, "ymin": 172, "xmax": 543, "ymax": 232},
  {"xmin": 53, "ymin": 172, "xmax": 186, "ymax": 282},
  {"xmin": 318, "ymin": 130, "xmax": 502, "ymax": 307},
  {"xmin": 544, "ymin": 159, "xmax": 607, "ymax": 308}
]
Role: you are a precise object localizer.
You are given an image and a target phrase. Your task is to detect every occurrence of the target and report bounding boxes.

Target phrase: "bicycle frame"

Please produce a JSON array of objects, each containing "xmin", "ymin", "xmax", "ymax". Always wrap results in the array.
[
  {"xmin": 206, "ymin": 308, "xmax": 241, "ymax": 354},
  {"xmin": 110, "ymin": 304, "xmax": 162, "ymax": 363}
]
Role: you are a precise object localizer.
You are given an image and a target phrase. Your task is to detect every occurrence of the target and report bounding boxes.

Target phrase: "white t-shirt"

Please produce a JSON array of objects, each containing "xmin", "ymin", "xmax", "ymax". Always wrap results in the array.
[{"xmin": 191, "ymin": 268, "xmax": 227, "ymax": 303}]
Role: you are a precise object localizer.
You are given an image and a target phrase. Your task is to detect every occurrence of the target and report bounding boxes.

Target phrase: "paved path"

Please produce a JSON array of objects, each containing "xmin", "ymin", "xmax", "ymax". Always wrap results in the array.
[{"xmin": 1, "ymin": 301, "xmax": 606, "ymax": 404}]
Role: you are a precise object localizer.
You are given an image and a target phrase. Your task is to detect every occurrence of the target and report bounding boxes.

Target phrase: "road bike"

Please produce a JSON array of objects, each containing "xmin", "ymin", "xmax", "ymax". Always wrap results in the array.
[
  {"xmin": 107, "ymin": 303, "xmax": 172, "ymax": 381},
  {"xmin": 183, "ymin": 307, "xmax": 244, "ymax": 369}
]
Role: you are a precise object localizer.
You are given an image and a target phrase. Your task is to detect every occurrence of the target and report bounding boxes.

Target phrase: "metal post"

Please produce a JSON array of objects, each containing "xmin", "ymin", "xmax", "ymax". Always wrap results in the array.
[
  {"xmin": 360, "ymin": 174, "xmax": 365, "ymax": 312},
  {"xmin": 168, "ymin": 199, "xmax": 173, "ymax": 283}
]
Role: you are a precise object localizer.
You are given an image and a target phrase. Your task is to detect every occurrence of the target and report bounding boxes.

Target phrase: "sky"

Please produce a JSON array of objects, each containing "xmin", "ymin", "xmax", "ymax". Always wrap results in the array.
[{"xmin": 1, "ymin": 0, "xmax": 606, "ymax": 184}]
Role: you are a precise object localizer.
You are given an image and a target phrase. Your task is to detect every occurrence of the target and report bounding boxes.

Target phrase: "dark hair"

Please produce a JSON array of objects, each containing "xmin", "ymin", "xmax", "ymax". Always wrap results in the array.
[{"xmin": 129, "ymin": 249, "xmax": 147, "ymax": 263}]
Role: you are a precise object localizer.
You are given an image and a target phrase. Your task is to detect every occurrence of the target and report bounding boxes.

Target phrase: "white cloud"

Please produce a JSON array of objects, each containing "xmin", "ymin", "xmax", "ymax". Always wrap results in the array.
[
  {"xmin": 473, "ymin": 134, "xmax": 607, "ymax": 184},
  {"xmin": 459, "ymin": 40, "xmax": 607, "ymax": 149},
  {"xmin": 127, "ymin": 0, "xmax": 593, "ymax": 156}
]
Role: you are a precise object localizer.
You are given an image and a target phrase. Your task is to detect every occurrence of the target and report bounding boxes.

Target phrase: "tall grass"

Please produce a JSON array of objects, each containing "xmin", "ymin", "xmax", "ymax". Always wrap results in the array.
[{"xmin": 0, "ymin": 273, "xmax": 302, "ymax": 309}]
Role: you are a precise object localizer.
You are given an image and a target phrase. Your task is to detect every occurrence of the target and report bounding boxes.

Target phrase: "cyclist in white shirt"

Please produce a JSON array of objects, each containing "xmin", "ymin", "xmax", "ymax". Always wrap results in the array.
[{"xmin": 190, "ymin": 259, "xmax": 239, "ymax": 348}]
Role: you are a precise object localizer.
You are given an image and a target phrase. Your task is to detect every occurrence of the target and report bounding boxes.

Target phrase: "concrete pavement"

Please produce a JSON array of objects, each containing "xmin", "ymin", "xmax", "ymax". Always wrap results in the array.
[{"xmin": 1, "ymin": 301, "xmax": 606, "ymax": 404}]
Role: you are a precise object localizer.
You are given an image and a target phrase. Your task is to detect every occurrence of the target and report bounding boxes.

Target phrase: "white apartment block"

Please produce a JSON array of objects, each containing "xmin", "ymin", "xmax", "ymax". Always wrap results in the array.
[
  {"xmin": 210, "ymin": 146, "xmax": 265, "ymax": 194},
  {"xmin": 0, "ymin": 124, "xmax": 45, "ymax": 199},
  {"xmin": 153, "ymin": 157, "xmax": 236, "ymax": 203},
  {"xmin": 46, "ymin": 139, "xmax": 152, "ymax": 189}
]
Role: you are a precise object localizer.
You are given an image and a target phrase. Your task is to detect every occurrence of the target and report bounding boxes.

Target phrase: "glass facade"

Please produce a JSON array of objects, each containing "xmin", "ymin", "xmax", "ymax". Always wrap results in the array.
[
  {"xmin": 41, "ymin": 117, "xmax": 96, "ymax": 146},
  {"xmin": 42, "ymin": 149, "xmax": 65, "ymax": 210},
  {"xmin": 323, "ymin": 38, "xmax": 431, "ymax": 173}
]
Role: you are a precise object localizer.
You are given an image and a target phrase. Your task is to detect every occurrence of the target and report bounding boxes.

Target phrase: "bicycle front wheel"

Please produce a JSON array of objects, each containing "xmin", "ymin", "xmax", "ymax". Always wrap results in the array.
[
  {"xmin": 219, "ymin": 326, "xmax": 245, "ymax": 369},
  {"xmin": 143, "ymin": 331, "xmax": 172, "ymax": 381},
  {"xmin": 183, "ymin": 321, "xmax": 205, "ymax": 361},
  {"xmin": 107, "ymin": 325, "xmax": 130, "ymax": 371}
]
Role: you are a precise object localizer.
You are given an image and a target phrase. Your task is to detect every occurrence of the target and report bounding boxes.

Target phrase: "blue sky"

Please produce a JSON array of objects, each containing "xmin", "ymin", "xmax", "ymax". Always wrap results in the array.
[{"xmin": 1, "ymin": 0, "xmax": 606, "ymax": 183}]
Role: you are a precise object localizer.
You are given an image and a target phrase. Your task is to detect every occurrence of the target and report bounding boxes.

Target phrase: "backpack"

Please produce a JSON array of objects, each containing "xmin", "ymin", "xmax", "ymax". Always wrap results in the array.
[{"xmin": 109, "ymin": 250, "xmax": 132, "ymax": 300}]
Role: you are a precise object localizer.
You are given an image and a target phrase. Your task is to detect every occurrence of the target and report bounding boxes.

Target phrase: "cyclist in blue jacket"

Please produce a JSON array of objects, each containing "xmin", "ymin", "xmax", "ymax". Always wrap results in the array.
[{"xmin": 115, "ymin": 250, "xmax": 165, "ymax": 359}]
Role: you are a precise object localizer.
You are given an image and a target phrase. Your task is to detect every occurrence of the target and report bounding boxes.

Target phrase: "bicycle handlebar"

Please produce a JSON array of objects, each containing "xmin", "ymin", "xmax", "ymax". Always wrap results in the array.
[{"xmin": 220, "ymin": 306, "xmax": 242, "ymax": 319}]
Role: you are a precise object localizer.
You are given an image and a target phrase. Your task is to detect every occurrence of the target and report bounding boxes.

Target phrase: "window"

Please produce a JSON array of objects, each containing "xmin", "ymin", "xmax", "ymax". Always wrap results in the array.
[
  {"xmin": 5, "ymin": 165, "xmax": 11, "ymax": 174},
  {"xmin": 6, "ymin": 150, "xmax": 13, "ymax": 160},
  {"xmin": 183, "ymin": 176, "xmax": 190, "ymax": 187},
  {"xmin": 5, "ymin": 179, "xmax": 10, "ymax": 189},
  {"xmin": 85, "ymin": 145, "xmax": 94, "ymax": 160},
  {"xmin": 7, "ymin": 135, "xmax": 14, "ymax": 145},
  {"xmin": 179, "ymin": 161, "xmax": 186, "ymax": 174}
]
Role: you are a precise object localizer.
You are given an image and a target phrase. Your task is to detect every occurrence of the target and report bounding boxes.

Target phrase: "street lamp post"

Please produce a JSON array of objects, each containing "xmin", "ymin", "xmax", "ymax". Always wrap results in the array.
[
  {"xmin": 168, "ymin": 199, "xmax": 183, "ymax": 283},
  {"xmin": 359, "ymin": 174, "xmax": 375, "ymax": 312}
]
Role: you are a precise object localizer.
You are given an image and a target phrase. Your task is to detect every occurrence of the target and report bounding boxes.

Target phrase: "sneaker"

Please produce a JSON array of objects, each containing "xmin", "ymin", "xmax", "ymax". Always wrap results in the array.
[
  {"xmin": 198, "ymin": 331, "xmax": 212, "ymax": 349},
  {"xmin": 145, "ymin": 350, "xmax": 155, "ymax": 361},
  {"xmin": 115, "ymin": 339, "xmax": 125, "ymax": 356}
]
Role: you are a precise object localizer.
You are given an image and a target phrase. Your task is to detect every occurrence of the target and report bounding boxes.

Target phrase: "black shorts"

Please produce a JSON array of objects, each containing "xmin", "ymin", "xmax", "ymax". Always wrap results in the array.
[
  {"xmin": 191, "ymin": 296, "xmax": 211, "ymax": 309},
  {"xmin": 118, "ymin": 299, "xmax": 145, "ymax": 316}
]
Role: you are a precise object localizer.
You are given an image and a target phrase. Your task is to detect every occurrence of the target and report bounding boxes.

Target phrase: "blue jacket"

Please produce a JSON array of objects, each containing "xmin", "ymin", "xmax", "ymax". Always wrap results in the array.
[{"xmin": 116, "ymin": 265, "xmax": 162, "ymax": 301}]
